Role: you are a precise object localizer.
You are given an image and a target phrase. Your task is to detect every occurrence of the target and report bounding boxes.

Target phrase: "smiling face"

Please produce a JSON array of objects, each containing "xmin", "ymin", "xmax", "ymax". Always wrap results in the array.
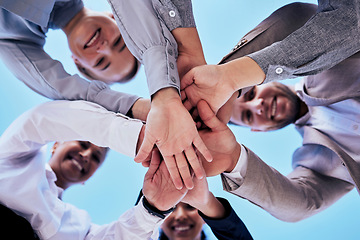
[
  {"xmin": 230, "ymin": 82, "xmax": 300, "ymax": 131},
  {"xmin": 161, "ymin": 202, "xmax": 204, "ymax": 240},
  {"xmin": 49, "ymin": 141, "xmax": 107, "ymax": 189},
  {"xmin": 66, "ymin": 9, "xmax": 138, "ymax": 84}
]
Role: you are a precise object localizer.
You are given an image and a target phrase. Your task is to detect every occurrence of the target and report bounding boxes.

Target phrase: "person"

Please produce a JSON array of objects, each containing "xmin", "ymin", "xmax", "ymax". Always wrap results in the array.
[
  {"xmin": 0, "ymin": 0, "xmax": 212, "ymax": 190},
  {"xmin": 181, "ymin": 0, "xmax": 360, "ymax": 118},
  {"xmin": 0, "ymin": 100, "xmax": 188, "ymax": 239},
  {"xmin": 108, "ymin": 0, "xmax": 212, "ymax": 190},
  {"xmin": 189, "ymin": 2, "xmax": 360, "ymax": 222},
  {"xmin": 159, "ymin": 175, "xmax": 253, "ymax": 240}
]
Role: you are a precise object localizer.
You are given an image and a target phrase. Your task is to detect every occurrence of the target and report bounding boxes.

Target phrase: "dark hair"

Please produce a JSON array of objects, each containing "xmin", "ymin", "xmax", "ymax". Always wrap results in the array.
[{"xmin": 158, "ymin": 229, "xmax": 207, "ymax": 240}]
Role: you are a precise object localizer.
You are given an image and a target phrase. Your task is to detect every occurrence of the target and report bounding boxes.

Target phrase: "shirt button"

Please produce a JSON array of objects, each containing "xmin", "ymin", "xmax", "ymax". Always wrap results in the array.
[
  {"xmin": 169, "ymin": 10, "xmax": 176, "ymax": 17},
  {"xmin": 275, "ymin": 67, "xmax": 283, "ymax": 74},
  {"xmin": 168, "ymin": 49, "xmax": 173, "ymax": 56},
  {"xmin": 171, "ymin": 76, "xmax": 176, "ymax": 83},
  {"xmin": 169, "ymin": 62, "xmax": 174, "ymax": 69}
]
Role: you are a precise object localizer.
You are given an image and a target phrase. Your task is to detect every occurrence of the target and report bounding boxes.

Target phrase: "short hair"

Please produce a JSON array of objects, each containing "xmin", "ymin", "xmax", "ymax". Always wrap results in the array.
[{"xmin": 75, "ymin": 59, "xmax": 139, "ymax": 84}]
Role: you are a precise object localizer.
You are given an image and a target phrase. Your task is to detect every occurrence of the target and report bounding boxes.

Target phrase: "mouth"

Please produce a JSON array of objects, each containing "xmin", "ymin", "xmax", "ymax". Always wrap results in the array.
[
  {"xmin": 270, "ymin": 96, "xmax": 277, "ymax": 120},
  {"xmin": 84, "ymin": 28, "xmax": 101, "ymax": 49},
  {"xmin": 171, "ymin": 224, "xmax": 193, "ymax": 234},
  {"xmin": 67, "ymin": 154, "xmax": 85, "ymax": 174}
]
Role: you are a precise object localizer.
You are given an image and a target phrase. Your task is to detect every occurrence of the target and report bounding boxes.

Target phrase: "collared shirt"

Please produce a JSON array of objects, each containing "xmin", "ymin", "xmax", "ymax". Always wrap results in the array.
[
  {"xmin": 223, "ymin": 79, "xmax": 360, "ymax": 190},
  {"xmin": 0, "ymin": 0, "xmax": 140, "ymax": 114},
  {"xmin": 0, "ymin": 100, "xmax": 165, "ymax": 239}
]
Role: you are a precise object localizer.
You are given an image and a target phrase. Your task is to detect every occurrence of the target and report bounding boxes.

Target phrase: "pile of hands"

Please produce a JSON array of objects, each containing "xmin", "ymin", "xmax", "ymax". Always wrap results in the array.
[{"xmin": 136, "ymin": 50, "xmax": 245, "ymax": 210}]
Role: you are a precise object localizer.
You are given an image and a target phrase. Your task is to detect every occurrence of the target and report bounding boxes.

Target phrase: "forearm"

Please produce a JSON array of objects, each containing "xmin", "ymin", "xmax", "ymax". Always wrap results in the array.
[
  {"xmin": 222, "ymin": 147, "xmax": 354, "ymax": 222},
  {"xmin": 108, "ymin": 0, "xmax": 180, "ymax": 96},
  {"xmin": 0, "ymin": 101, "xmax": 143, "ymax": 159},
  {"xmin": 0, "ymin": 40, "xmax": 138, "ymax": 114},
  {"xmin": 200, "ymin": 197, "xmax": 253, "ymax": 240}
]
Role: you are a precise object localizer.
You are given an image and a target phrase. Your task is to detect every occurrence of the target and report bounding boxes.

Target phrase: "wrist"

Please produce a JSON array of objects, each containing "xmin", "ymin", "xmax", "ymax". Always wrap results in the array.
[
  {"xmin": 225, "ymin": 143, "xmax": 241, "ymax": 173},
  {"xmin": 197, "ymin": 193, "xmax": 226, "ymax": 219},
  {"xmin": 131, "ymin": 98, "xmax": 150, "ymax": 121},
  {"xmin": 142, "ymin": 196, "xmax": 174, "ymax": 219},
  {"xmin": 151, "ymin": 87, "xmax": 181, "ymax": 105},
  {"xmin": 223, "ymin": 57, "xmax": 265, "ymax": 91}
]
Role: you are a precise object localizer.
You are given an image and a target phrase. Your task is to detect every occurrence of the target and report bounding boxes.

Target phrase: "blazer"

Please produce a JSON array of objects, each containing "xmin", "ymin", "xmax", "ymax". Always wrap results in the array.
[{"xmin": 220, "ymin": 2, "xmax": 359, "ymax": 222}]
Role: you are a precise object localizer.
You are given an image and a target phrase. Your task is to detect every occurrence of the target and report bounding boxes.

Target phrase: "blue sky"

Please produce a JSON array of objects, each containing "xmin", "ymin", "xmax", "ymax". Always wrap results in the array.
[{"xmin": 0, "ymin": 0, "xmax": 358, "ymax": 239}]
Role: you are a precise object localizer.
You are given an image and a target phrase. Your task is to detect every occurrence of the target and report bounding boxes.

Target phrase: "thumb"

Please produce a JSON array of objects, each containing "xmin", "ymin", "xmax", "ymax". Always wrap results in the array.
[
  {"xmin": 197, "ymin": 100, "xmax": 226, "ymax": 132},
  {"xmin": 180, "ymin": 67, "xmax": 196, "ymax": 90},
  {"xmin": 134, "ymin": 135, "xmax": 156, "ymax": 163}
]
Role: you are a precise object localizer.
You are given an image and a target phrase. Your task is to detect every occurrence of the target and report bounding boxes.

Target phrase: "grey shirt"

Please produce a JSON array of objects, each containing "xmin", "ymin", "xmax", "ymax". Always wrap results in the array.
[
  {"xmin": 248, "ymin": 0, "xmax": 360, "ymax": 84},
  {"xmin": 0, "ymin": 0, "xmax": 195, "ymax": 113}
]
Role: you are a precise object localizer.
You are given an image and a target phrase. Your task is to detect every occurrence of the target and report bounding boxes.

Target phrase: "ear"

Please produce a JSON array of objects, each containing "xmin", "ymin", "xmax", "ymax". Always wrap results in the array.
[
  {"xmin": 72, "ymin": 55, "xmax": 80, "ymax": 65},
  {"xmin": 104, "ymin": 11, "xmax": 114, "ymax": 20},
  {"xmin": 51, "ymin": 142, "xmax": 60, "ymax": 155}
]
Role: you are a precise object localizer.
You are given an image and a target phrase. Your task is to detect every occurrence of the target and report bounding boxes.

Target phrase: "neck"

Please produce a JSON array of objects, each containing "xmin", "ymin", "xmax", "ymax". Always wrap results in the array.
[
  {"xmin": 297, "ymin": 100, "xmax": 309, "ymax": 120},
  {"xmin": 62, "ymin": 7, "xmax": 87, "ymax": 36}
]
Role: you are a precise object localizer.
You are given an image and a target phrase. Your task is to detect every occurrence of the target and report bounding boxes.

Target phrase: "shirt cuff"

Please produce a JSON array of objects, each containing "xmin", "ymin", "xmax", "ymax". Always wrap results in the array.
[
  {"xmin": 221, "ymin": 144, "xmax": 248, "ymax": 191},
  {"xmin": 142, "ymin": 45, "xmax": 180, "ymax": 96}
]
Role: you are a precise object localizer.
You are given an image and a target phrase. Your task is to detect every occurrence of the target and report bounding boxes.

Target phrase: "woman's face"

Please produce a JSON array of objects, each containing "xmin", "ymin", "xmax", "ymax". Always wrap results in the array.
[{"xmin": 161, "ymin": 202, "xmax": 204, "ymax": 240}]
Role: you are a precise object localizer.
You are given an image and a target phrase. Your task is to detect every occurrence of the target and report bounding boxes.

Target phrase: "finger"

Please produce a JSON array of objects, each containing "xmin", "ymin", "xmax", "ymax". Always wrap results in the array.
[
  {"xmin": 191, "ymin": 108, "xmax": 199, "ymax": 121},
  {"xmin": 180, "ymin": 90, "xmax": 187, "ymax": 102},
  {"xmin": 180, "ymin": 68, "xmax": 195, "ymax": 90},
  {"xmin": 175, "ymin": 153, "xmax": 194, "ymax": 189},
  {"xmin": 183, "ymin": 99, "xmax": 194, "ymax": 112},
  {"xmin": 197, "ymin": 100, "xmax": 227, "ymax": 132},
  {"xmin": 142, "ymin": 161, "xmax": 150, "ymax": 168},
  {"xmin": 184, "ymin": 147, "xmax": 205, "ymax": 180},
  {"xmin": 145, "ymin": 150, "xmax": 161, "ymax": 178},
  {"xmin": 193, "ymin": 135, "xmax": 213, "ymax": 162},
  {"xmin": 134, "ymin": 136, "xmax": 155, "ymax": 163},
  {"xmin": 163, "ymin": 155, "xmax": 184, "ymax": 190}
]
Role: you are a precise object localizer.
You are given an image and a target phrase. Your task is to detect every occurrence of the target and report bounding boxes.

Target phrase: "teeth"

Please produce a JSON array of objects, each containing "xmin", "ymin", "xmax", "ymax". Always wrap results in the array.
[
  {"xmin": 174, "ymin": 226, "xmax": 190, "ymax": 231},
  {"xmin": 86, "ymin": 30, "xmax": 100, "ymax": 48},
  {"xmin": 71, "ymin": 159, "xmax": 83, "ymax": 171},
  {"xmin": 271, "ymin": 98, "xmax": 276, "ymax": 119}
]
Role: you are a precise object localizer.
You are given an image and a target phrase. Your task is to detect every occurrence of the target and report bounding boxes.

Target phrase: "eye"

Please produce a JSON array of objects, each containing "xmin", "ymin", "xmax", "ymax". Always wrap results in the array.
[
  {"xmin": 92, "ymin": 154, "xmax": 101, "ymax": 164},
  {"xmin": 245, "ymin": 110, "xmax": 252, "ymax": 124},
  {"xmin": 79, "ymin": 141, "xmax": 90, "ymax": 149},
  {"xmin": 95, "ymin": 57, "xmax": 105, "ymax": 67},
  {"xmin": 185, "ymin": 204, "xmax": 196, "ymax": 211},
  {"xmin": 113, "ymin": 36, "xmax": 121, "ymax": 47},
  {"xmin": 246, "ymin": 87, "xmax": 256, "ymax": 101}
]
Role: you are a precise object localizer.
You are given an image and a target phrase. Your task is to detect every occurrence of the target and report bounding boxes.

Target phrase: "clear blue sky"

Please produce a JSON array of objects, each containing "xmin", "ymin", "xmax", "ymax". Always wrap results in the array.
[{"xmin": 0, "ymin": 0, "xmax": 358, "ymax": 239}]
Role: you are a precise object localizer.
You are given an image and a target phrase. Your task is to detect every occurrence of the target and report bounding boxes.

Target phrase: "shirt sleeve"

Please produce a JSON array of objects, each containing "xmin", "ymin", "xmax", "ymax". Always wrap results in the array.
[
  {"xmin": 0, "ymin": 100, "xmax": 143, "ymax": 159},
  {"xmin": 0, "ymin": 40, "xmax": 139, "ymax": 115},
  {"xmin": 86, "ymin": 197, "xmax": 164, "ymax": 240},
  {"xmin": 248, "ymin": 0, "xmax": 360, "ymax": 84},
  {"xmin": 221, "ymin": 145, "xmax": 354, "ymax": 222},
  {"xmin": 107, "ymin": 0, "xmax": 181, "ymax": 96},
  {"xmin": 152, "ymin": 0, "xmax": 196, "ymax": 31},
  {"xmin": 199, "ymin": 197, "xmax": 253, "ymax": 240}
]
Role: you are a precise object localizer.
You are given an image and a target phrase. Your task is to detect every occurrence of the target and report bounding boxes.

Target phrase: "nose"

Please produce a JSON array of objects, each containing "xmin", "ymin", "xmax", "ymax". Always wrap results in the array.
[
  {"xmin": 249, "ymin": 98, "xmax": 264, "ymax": 115},
  {"xmin": 173, "ymin": 206, "xmax": 187, "ymax": 221},
  {"xmin": 96, "ymin": 40, "xmax": 110, "ymax": 54},
  {"xmin": 79, "ymin": 149, "xmax": 92, "ymax": 163}
]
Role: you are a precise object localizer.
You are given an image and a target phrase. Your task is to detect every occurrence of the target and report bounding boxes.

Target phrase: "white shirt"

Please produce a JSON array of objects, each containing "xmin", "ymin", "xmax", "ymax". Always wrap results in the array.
[{"xmin": 0, "ymin": 100, "xmax": 163, "ymax": 239}]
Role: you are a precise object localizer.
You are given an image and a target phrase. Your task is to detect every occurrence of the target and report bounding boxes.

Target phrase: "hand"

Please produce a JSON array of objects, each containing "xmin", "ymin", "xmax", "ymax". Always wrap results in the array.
[
  {"xmin": 180, "ymin": 64, "xmax": 235, "ymax": 114},
  {"xmin": 197, "ymin": 100, "xmax": 241, "ymax": 176},
  {"xmin": 142, "ymin": 149, "xmax": 187, "ymax": 211},
  {"xmin": 134, "ymin": 88, "xmax": 212, "ymax": 190},
  {"xmin": 181, "ymin": 57, "xmax": 265, "ymax": 114},
  {"xmin": 182, "ymin": 175, "xmax": 226, "ymax": 219}
]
